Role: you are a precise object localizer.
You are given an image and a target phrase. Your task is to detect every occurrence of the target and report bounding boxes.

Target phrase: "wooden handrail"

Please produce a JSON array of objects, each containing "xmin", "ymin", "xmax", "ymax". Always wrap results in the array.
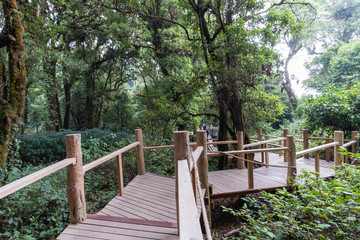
[
  {"xmin": 308, "ymin": 137, "xmax": 333, "ymax": 141},
  {"xmin": 262, "ymin": 134, "xmax": 278, "ymax": 138},
  {"xmin": 244, "ymin": 137, "xmax": 285, "ymax": 148},
  {"xmin": 207, "ymin": 140, "xmax": 237, "ymax": 145},
  {"xmin": 190, "ymin": 147, "xmax": 203, "ymax": 171},
  {"xmin": 208, "ymin": 147, "xmax": 288, "ymax": 157},
  {"xmin": 177, "ymin": 160, "xmax": 203, "ymax": 240},
  {"xmin": 83, "ymin": 142, "xmax": 140, "ymax": 172},
  {"xmin": 0, "ymin": 158, "xmax": 76, "ymax": 199},
  {"xmin": 143, "ymin": 145, "xmax": 174, "ymax": 150},
  {"xmin": 296, "ymin": 142, "xmax": 339, "ymax": 157},
  {"xmin": 343, "ymin": 140, "xmax": 356, "ymax": 148}
]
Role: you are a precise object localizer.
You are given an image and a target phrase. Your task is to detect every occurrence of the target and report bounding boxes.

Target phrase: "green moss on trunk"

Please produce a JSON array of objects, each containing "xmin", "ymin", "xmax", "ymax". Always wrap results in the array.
[{"xmin": 0, "ymin": 0, "xmax": 26, "ymax": 166}]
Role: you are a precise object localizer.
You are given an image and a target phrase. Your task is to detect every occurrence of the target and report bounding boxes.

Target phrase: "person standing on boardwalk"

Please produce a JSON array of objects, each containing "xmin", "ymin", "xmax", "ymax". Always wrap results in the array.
[{"xmin": 211, "ymin": 125, "xmax": 219, "ymax": 140}]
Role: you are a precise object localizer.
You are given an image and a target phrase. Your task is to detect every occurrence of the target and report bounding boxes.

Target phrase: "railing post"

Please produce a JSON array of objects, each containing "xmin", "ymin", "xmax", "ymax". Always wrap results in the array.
[
  {"xmin": 265, "ymin": 143, "xmax": 269, "ymax": 168},
  {"xmin": 286, "ymin": 135, "xmax": 296, "ymax": 186},
  {"xmin": 325, "ymin": 139, "xmax": 330, "ymax": 162},
  {"xmin": 135, "ymin": 129, "xmax": 146, "ymax": 175},
  {"xmin": 247, "ymin": 153, "xmax": 254, "ymax": 189},
  {"xmin": 174, "ymin": 131, "xmax": 190, "ymax": 233},
  {"xmin": 65, "ymin": 134, "xmax": 87, "ymax": 224},
  {"xmin": 258, "ymin": 129, "xmax": 264, "ymax": 163},
  {"xmin": 283, "ymin": 129, "xmax": 289, "ymax": 162},
  {"xmin": 314, "ymin": 151, "xmax": 320, "ymax": 174},
  {"xmin": 196, "ymin": 130, "xmax": 211, "ymax": 224},
  {"xmin": 237, "ymin": 131, "xmax": 245, "ymax": 169},
  {"xmin": 352, "ymin": 131, "xmax": 358, "ymax": 154},
  {"xmin": 279, "ymin": 139, "xmax": 282, "ymax": 156},
  {"xmin": 303, "ymin": 129, "xmax": 309, "ymax": 159},
  {"xmin": 334, "ymin": 131, "xmax": 344, "ymax": 168},
  {"xmin": 116, "ymin": 154, "xmax": 124, "ymax": 196}
]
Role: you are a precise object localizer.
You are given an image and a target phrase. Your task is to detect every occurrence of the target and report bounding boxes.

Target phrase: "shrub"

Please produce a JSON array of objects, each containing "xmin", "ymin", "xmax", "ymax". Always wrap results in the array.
[{"xmin": 223, "ymin": 164, "xmax": 360, "ymax": 239}]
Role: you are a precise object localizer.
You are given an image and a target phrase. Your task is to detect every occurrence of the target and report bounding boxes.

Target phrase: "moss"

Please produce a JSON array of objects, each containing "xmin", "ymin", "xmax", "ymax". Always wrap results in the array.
[{"xmin": 0, "ymin": 0, "xmax": 26, "ymax": 166}]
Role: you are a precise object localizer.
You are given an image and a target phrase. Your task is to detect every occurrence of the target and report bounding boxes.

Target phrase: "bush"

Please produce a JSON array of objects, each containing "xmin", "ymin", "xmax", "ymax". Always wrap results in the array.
[
  {"xmin": 223, "ymin": 164, "xmax": 360, "ymax": 239},
  {"xmin": 18, "ymin": 129, "xmax": 131, "ymax": 165}
]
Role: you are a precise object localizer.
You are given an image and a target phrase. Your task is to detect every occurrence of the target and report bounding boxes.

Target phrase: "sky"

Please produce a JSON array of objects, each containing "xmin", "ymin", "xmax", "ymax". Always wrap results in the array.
[{"xmin": 282, "ymin": 49, "xmax": 319, "ymax": 98}]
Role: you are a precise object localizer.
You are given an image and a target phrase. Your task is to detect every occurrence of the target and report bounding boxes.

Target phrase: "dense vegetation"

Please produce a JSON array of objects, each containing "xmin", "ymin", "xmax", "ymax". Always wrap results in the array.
[
  {"xmin": 223, "ymin": 161, "xmax": 360, "ymax": 239},
  {"xmin": 1, "ymin": 0, "xmax": 360, "ymax": 239}
]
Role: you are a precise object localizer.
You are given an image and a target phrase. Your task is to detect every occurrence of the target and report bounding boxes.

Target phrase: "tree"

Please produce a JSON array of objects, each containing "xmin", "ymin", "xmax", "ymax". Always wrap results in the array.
[
  {"xmin": 0, "ymin": 0, "xmax": 26, "ymax": 166},
  {"xmin": 298, "ymin": 83, "xmax": 360, "ymax": 135}
]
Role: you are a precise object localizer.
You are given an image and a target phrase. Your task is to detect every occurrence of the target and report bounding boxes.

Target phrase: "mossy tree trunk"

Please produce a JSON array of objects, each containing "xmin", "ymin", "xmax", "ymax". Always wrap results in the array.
[{"xmin": 0, "ymin": 0, "xmax": 26, "ymax": 166}]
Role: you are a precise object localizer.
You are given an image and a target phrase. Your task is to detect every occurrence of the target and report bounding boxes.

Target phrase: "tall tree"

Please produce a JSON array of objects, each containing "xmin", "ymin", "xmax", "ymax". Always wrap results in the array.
[{"xmin": 0, "ymin": 0, "xmax": 26, "ymax": 166}]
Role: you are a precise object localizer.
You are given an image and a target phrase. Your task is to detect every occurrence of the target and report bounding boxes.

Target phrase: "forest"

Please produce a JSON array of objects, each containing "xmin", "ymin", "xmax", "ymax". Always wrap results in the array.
[{"xmin": 0, "ymin": 0, "xmax": 360, "ymax": 239}]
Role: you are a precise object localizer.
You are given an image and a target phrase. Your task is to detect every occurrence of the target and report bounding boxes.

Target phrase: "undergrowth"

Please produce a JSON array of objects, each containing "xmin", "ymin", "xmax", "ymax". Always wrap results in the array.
[{"xmin": 223, "ymin": 162, "xmax": 360, "ymax": 239}]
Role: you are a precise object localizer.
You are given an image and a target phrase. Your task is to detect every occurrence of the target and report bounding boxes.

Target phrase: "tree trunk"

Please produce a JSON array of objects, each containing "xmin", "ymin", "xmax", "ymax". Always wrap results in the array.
[
  {"xmin": 64, "ymin": 82, "xmax": 72, "ymax": 129},
  {"xmin": 0, "ymin": 0, "xmax": 26, "ymax": 166}
]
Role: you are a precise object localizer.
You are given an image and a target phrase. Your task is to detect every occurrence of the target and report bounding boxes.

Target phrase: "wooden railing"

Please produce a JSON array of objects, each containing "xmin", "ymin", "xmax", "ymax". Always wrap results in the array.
[
  {"xmin": 0, "ymin": 157, "xmax": 75, "ymax": 199},
  {"xmin": 0, "ymin": 130, "xmax": 147, "ymax": 225},
  {"xmin": 174, "ymin": 131, "xmax": 211, "ymax": 240}
]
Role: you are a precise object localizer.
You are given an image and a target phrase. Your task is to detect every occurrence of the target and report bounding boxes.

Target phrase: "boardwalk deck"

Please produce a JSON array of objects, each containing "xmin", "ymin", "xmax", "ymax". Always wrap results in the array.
[
  {"xmin": 58, "ymin": 153, "xmax": 336, "ymax": 239},
  {"xmin": 209, "ymin": 153, "xmax": 335, "ymax": 198},
  {"xmin": 58, "ymin": 173, "xmax": 204, "ymax": 240}
]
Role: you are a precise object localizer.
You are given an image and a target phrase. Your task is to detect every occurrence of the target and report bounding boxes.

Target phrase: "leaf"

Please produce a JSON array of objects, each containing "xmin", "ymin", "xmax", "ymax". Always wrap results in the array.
[
  {"xmin": 318, "ymin": 224, "xmax": 331, "ymax": 229},
  {"xmin": 345, "ymin": 216, "xmax": 356, "ymax": 221}
]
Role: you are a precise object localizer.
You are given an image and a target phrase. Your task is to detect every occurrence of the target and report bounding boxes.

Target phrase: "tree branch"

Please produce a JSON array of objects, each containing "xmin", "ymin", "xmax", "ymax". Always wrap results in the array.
[{"xmin": 102, "ymin": 3, "xmax": 200, "ymax": 41}]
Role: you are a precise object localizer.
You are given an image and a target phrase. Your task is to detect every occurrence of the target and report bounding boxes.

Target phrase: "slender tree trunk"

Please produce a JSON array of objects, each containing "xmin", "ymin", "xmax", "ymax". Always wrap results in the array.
[
  {"xmin": 85, "ymin": 73, "xmax": 95, "ymax": 129},
  {"xmin": 0, "ymin": 0, "xmax": 26, "ymax": 166},
  {"xmin": 63, "ymin": 82, "xmax": 72, "ymax": 129}
]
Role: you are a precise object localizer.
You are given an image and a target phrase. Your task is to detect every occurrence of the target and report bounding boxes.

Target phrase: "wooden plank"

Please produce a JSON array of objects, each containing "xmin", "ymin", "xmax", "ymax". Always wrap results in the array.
[
  {"xmin": 343, "ymin": 140, "xmax": 356, "ymax": 148},
  {"xmin": 308, "ymin": 137, "xmax": 333, "ymax": 141},
  {"xmin": 0, "ymin": 158, "xmax": 75, "ymax": 199},
  {"xmin": 57, "ymin": 233, "xmax": 104, "ymax": 240},
  {"xmin": 116, "ymin": 154, "xmax": 124, "ymax": 196},
  {"xmin": 85, "ymin": 218, "xmax": 177, "ymax": 233},
  {"xmin": 88, "ymin": 214, "xmax": 177, "ymax": 229},
  {"xmin": 190, "ymin": 146, "xmax": 203, "ymax": 170},
  {"xmin": 244, "ymin": 137, "xmax": 286, "ymax": 148},
  {"xmin": 63, "ymin": 224, "xmax": 178, "ymax": 240},
  {"xmin": 108, "ymin": 198, "xmax": 176, "ymax": 222},
  {"xmin": 208, "ymin": 147, "xmax": 288, "ymax": 157},
  {"xmin": 177, "ymin": 160, "xmax": 203, "ymax": 240},
  {"xmin": 143, "ymin": 145, "xmax": 175, "ymax": 151},
  {"xmin": 135, "ymin": 129, "xmax": 146, "ymax": 175},
  {"xmin": 207, "ymin": 140, "xmax": 237, "ymax": 145},
  {"xmin": 296, "ymin": 142, "xmax": 338, "ymax": 156},
  {"xmin": 111, "ymin": 195, "xmax": 177, "ymax": 217},
  {"xmin": 102, "ymin": 204, "xmax": 146, "ymax": 219},
  {"xmin": 83, "ymin": 142, "xmax": 139, "ymax": 172},
  {"xmin": 123, "ymin": 186, "xmax": 175, "ymax": 207}
]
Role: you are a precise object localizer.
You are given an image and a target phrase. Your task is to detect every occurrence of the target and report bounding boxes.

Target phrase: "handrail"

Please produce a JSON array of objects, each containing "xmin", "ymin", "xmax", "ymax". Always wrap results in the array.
[
  {"xmin": 0, "ymin": 157, "xmax": 76, "ymax": 199},
  {"xmin": 343, "ymin": 140, "xmax": 356, "ymax": 148},
  {"xmin": 262, "ymin": 134, "xmax": 278, "ymax": 138},
  {"xmin": 207, "ymin": 140, "xmax": 237, "ymax": 145},
  {"xmin": 143, "ymin": 142, "xmax": 197, "ymax": 151},
  {"xmin": 308, "ymin": 137, "xmax": 333, "ymax": 141},
  {"xmin": 190, "ymin": 147, "xmax": 203, "ymax": 171},
  {"xmin": 296, "ymin": 142, "xmax": 339, "ymax": 157},
  {"xmin": 208, "ymin": 147, "xmax": 288, "ymax": 157},
  {"xmin": 143, "ymin": 145, "xmax": 174, "ymax": 150},
  {"xmin": 83, "ymin": 142, "xmax": 139, "ymax": 172},
  {"xmin": 177, "ymin": 160, "xmax": 203, "ymax": 240},
  {"xmin": 244, "ymin": 137, "xmax": 285, "ymax": 148}
]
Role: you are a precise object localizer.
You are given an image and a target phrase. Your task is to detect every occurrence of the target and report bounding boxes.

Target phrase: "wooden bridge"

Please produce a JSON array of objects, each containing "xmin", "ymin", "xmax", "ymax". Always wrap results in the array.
[{"xmin": 0, "ymin": 129, "xmax": 358, "ymax": 239}]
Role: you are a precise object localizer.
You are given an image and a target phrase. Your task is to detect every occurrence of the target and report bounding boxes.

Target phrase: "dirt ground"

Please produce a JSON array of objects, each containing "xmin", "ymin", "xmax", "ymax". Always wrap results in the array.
[{"xmin": 209, "ymin": 196, "xmax": 247, "ymax": 239}]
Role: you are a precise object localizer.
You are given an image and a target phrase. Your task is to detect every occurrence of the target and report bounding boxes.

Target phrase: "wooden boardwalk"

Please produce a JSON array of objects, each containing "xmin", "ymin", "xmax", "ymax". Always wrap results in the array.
[
  {"xmin": 57, "ymin": 172, "xmax": 204, "ymax": 240},
  {"xmin": 209, "ymin": 153, "xmax": 335, "ymax": 198}
]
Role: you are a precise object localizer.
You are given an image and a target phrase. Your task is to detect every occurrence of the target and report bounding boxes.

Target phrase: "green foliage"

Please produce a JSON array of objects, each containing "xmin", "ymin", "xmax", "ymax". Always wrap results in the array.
[
  {"xmin": 18, "ymin": 129, "xmax": 130, "ymax": 165},
  {"xmin": 305, "ymin": 40, "xmax": 360, "ymax": 91},
  {"xmin": 298, "ymin": 84, "xmax": 360, "ymax": 134},
  {"xmin": 223, "ymin": 164, "xmax": 360, "ymax": 239}
]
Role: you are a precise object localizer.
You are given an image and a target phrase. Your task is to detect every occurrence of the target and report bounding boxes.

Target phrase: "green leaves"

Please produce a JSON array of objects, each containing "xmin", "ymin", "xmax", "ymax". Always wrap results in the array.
[{"xmin": 223, "ymin": 163, "xmax": 360, "ymax": 239}]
